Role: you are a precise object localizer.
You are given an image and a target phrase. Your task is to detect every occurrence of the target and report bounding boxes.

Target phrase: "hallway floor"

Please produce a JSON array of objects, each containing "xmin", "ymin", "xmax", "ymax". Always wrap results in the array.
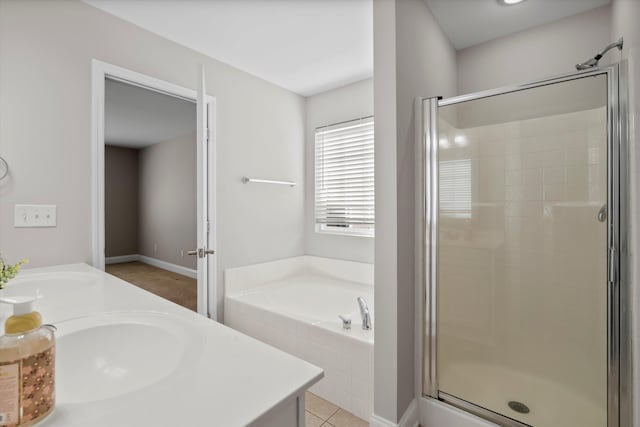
[{"xmin": 106, "ymin": 261, "xmax": 197, "ymax": 311}]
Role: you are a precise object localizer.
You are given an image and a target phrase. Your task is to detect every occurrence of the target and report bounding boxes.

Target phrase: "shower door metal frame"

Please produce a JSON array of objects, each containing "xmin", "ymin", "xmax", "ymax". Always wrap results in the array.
[{"xmin": 416, "ymin": 63, "xmax": 629, "ymax": 427}]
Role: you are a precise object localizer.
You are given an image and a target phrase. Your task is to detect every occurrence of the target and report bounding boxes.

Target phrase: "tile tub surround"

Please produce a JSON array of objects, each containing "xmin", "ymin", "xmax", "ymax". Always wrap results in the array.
[
  {"xmin": 224, "ymin": 256, "xmax": 374, "ymax": 421},
  {"xmin": 3, "ymin": 263, "xmax": 323, "ymax": 427}
]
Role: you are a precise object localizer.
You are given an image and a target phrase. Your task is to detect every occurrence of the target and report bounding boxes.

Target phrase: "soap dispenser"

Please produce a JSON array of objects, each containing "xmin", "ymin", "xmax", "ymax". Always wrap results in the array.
[{"xmin": 0, "ymin": 296, "xmax": 55, "ymax": 426}]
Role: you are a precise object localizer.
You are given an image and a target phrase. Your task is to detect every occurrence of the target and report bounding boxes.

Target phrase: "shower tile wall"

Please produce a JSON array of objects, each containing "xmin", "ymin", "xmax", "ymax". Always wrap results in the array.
[{"xmin": 437, "ymin": 107, "xmax": 607, "ymax": 420}]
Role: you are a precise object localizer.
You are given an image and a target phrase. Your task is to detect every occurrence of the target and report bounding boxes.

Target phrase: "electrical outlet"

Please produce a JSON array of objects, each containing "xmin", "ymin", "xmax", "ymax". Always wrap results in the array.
[
  {"xmin": 181, "ymin": 250, "xmax": 184, "ymax": 258},
  {"xmin": 14, "ymin": 205, "xmax": 57, "ymax": 228},
  {"xmin": 154, "ymin": 243, "xmax": 158, "ymax": 253}
]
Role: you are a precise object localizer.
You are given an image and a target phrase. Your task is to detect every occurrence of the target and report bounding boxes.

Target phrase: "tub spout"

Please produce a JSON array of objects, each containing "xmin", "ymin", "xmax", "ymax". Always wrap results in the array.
[{"xmin": 357, "ymin": 297, "xmax": 372, "ymax": 330}]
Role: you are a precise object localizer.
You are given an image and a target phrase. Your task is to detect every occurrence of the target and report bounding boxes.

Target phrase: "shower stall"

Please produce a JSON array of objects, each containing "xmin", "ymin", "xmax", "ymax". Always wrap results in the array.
[{"xmin": 416, "ymin": 64, "xmax": 629, "ymax": 427}]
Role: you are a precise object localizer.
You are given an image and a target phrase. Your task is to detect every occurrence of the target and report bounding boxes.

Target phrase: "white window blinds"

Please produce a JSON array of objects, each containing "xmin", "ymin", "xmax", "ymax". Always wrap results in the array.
[
  {"xmin": 315, "ymin": 116, "xmax": 374, "ymax": 236},
  {"xmin": 439, "ymin": 159, "xmax": 472, "ymax": 219}
]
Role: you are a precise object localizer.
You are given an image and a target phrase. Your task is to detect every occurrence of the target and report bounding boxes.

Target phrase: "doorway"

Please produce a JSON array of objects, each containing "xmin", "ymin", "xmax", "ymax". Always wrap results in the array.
[
  {"xmin": 92, "ymin": 61, "xmax": 216, "ymax": 319},
  {"xmin": 104, "ymin": 78, "xmax": 198, "ymax": 311}
]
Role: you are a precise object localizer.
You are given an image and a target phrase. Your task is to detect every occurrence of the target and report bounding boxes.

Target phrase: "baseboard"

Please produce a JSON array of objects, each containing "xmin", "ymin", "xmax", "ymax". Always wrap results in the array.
[
  {"xmin": 370, "ymin": 399, "xmax": 419, "ymax": 427},
  {"xmin": 106, "ymin": 254, "xmax": 197, "ymax": 279},
  {"xmin": 105, "ymin": 254, "xmax": 139, "ymax": 264},
  {"xmin": 370, "ymin": 415, "xmax": 396, "ymax": 427},
  {"xmin": 399, "ymin": 399, "xmax": 419, "ymax": 427},
  {"xmin": 138, "ymin": 255, "xmax": 197, "ymax": 279}
]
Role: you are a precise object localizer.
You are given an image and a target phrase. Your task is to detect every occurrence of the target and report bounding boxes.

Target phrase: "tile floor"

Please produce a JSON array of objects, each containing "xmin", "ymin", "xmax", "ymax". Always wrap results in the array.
[
  {"xmin": 305, "ymin": 392, "xmax": 368, "ymax": 427},
  {"xmin": 105, "ymin": 261, "xmax": 197, "ymax": 311}
]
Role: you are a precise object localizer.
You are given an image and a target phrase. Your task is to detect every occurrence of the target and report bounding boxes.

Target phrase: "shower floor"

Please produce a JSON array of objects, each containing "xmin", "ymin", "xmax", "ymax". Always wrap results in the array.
[{"xmin": 439, "ymin": 362, "xmax": 606, "ymax": 427}]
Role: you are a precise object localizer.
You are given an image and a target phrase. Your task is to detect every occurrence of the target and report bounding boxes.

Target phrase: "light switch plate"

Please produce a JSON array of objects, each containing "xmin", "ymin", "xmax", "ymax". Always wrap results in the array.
[{"xmin": 14, "ymin": 205, "xmax": 57, "ymax": 228}]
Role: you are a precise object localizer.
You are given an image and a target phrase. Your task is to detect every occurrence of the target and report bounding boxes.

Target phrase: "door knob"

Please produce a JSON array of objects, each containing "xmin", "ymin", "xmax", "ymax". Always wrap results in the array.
[{"xmin": 187, "ymin": 248, "xmax": 215, "ymax": 258}]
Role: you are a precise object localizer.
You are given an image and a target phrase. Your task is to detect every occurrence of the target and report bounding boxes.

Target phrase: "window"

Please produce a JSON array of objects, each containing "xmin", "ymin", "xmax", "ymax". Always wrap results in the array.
[
  {"xmin": 439, "ymin": 159, "xmax": 472, "ymax": 219},
  {"xmin": 315, "ymin": 116, "xmax": 374, "ymax": 236}
]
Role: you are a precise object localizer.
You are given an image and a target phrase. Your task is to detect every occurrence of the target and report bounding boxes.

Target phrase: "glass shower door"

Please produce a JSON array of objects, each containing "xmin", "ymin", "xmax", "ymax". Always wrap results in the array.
[{"xmin": 426, "ymin": 73, "xmax": 612, "ymax": 427}]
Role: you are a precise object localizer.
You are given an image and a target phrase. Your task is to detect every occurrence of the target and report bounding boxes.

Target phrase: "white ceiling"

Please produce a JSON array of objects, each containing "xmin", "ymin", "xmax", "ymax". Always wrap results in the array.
[
  {"xmin": 105, "ymin": 79, "xmax": 195, "ymax": 149},
  {"xmin": 425, "ymin": 0, "xmax": 611, "ymax": 50},
  {"xmin": 88, "ymin": 0, "xmax": 610, "ymax": 96},
  {"xmin": 84, "ymin": 0, "xmax": 373, "ymax": 97}
]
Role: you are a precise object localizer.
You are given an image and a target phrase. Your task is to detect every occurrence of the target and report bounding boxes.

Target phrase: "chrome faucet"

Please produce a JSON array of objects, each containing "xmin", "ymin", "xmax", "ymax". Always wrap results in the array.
[
  {"xmin": 338, "ymin": 314, "xmax": 351, "ymax": 330},
  {"xmin": 357, "ymin": 297, "xmax": 372, "ymax": 330}
]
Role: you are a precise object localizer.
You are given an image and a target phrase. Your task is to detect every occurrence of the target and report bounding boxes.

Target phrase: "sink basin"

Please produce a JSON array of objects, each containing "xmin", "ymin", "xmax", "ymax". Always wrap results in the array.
[
  {"xmin": 6, "ymin": 272, "xmax": 98, "ymax": 297},
  {"xmin": 55, "ymin": 311, "xmax": 199, "ymax": 403},
  {"xmin": 0, "ymin": 272, "xmax": 101, "ymax": 322}
]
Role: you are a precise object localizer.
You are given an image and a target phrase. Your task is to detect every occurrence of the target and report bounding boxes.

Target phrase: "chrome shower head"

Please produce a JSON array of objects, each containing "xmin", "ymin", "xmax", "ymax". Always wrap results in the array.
[
  {"xmin": 576, "ymin": 58, "xmax": 600, "ymax": 70},
  {"xmin": 575, "ymin": 37, "xmax": 623, "ymax": 70}
]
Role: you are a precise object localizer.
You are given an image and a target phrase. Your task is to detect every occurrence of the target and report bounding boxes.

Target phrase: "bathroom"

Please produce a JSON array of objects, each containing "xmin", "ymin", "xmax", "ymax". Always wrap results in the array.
[{"xmin": 0, "ymin": 1, "xmax": 639, "ymax": 427}]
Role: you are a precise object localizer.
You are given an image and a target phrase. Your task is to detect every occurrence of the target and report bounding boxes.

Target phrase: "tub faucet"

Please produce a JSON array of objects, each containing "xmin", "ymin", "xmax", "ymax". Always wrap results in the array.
[
  {"xmin": 357, "ymin": 297, "xmax": 372, "ymax": 330},
  {"xmin": 338, "ymin": 315, "xmax": 351, "ymax": 330}
]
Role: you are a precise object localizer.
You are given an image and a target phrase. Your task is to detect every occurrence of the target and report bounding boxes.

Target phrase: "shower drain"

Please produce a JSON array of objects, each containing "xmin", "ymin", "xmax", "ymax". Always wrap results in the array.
[{"xmin": 508, "ymin": 401, "xmax": 530, "ymax": 414}]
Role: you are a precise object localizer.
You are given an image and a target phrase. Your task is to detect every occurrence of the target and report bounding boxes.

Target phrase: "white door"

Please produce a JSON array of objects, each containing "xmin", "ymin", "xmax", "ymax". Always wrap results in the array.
[{"xmin": 194, "ymin": 65, "xmax": 215, "ymax": 318}]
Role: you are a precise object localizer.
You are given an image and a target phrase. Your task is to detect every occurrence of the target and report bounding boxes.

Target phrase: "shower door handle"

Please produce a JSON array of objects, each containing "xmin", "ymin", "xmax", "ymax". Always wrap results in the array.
[{"xmin": 598, "ymin": 204, "xmax": 607, "ymax": 222}]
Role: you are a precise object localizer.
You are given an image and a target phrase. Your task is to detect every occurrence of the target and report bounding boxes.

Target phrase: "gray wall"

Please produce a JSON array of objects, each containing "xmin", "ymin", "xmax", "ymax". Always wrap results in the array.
[
  {"xmin": 105, "ymin": 136, "xmax": 197, "ymax": 271},
  {"xmin": 0, "ymin": 0, "xmax": 305, "ymax": 318},
  {"xmin": 373, "ymin": 0, "xmax": 456, "ymax": 422},
  {"xmin": 304, "ymin": 78, "xmax": 374, "ymax": 264},
  {"xmin": 457, "ymin": 6, "xmax": 612, "ymax": 95},
  {"xmin": 104, "ymin": 146, "xmax": 139, "ymax": 257},
  {"xmin": 139, "ymin": 134, "xmax": 197, "ymax": 270},
  {"xmin": 611, "ymin": 0, "xmax": 640, "ymax": 425}
]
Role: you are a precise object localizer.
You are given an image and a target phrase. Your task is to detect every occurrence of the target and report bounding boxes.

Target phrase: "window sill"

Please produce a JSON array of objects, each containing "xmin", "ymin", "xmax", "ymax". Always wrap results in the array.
[{"xmin": 315, "ymin": 227, "xmax": 374, "ymax": 238}]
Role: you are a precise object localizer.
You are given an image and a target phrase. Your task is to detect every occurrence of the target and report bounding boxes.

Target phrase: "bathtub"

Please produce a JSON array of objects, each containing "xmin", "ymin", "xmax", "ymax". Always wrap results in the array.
[{"xmin": 224, "ymin": 256, "xmax": 374, "ymax": 421}]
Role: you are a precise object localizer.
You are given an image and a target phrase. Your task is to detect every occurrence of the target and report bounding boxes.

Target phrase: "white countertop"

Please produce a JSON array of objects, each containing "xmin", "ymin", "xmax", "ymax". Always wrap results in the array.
[{"xmin": 1, "ymin": 263, "xmax": 323, "ymax": 427}]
